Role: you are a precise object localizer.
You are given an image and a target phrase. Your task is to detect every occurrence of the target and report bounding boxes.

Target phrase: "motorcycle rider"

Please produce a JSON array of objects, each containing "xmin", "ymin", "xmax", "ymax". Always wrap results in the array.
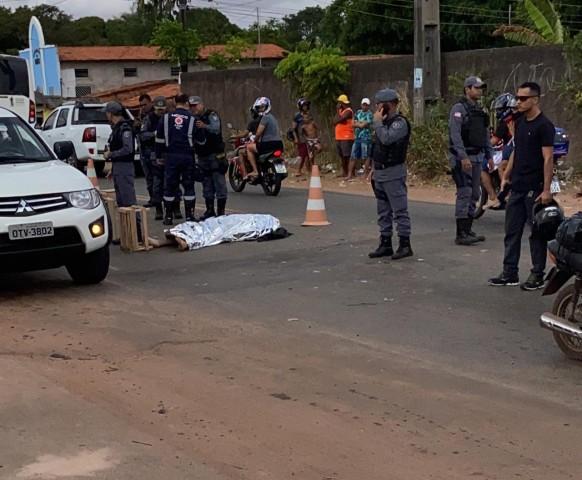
[
  {"xmin": 449, "ymin": 76, "xmax": 494, "ymax": 245},
  {"xmin": 230, "ymin": 107, "xmax": 261, "ymax": 179},
  {"xmin": 246, "ymin": 97, "xmax": 284, "ymax": 180},
  {"xmin": 189, "ymin": 96, "xmax": 228, "ymax": 218},
  {"xmin": 140, "ymin": 96, "xmax": 167, "ymax": 220},
  {"xmin": 155, "ymin": 93, "xmax": 204, "ymax": 225}
]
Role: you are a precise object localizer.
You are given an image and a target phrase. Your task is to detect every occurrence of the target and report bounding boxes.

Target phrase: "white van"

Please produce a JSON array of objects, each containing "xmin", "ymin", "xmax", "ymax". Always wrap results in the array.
[{"xmin": 0, "ymin": 55, "xmax": 36, "ymax": 125}]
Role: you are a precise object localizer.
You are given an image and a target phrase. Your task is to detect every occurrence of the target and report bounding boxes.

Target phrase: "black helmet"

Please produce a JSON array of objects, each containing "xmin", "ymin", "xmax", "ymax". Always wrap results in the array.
[
  {"xmin": 297, "ymin": 97, "xmax": 310, "ymax": 109},
  {"xmin": 533, "ymin": 200, "xmax": 565, "ymax": 242},
  {"xmin": 493, "ymin": 93, "xmax": 517, "ymax": 122}
]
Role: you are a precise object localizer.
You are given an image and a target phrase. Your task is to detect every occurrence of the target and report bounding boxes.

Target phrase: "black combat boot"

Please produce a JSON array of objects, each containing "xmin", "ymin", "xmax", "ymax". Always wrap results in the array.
[
  {"xmin": 163, "ymin": 201, "xmax": 174, "ymax": 226},
  {"xmin": 455, "ymin": 218, "xmax": 479, "ymax": 245},
  {"xmin": 154, "ymin": 204, "xmax": 163, "ymax": 221},
  {"xmin": 392, "ymin": 236, "xmax": 413, "ymax": 260},
  {"xmin": 184, "ymin": 200, "xmax": 196, "ymax": 222},
  {"xmin": 173, "ymin": 201, "xmax": 183, "ymax": 220},
  {"xmin": 467, "ymin": 218, "xmax": 485, "ymax": 242},
  {"xmin": 201, "ymin": 199, "xmax": 216, "ymax": 220},
  {"xmin": 368, "ymin": 236, "xmax": 393, "ymax": 258},
  {"xmin": 217, "ymin": 198, "xmax": 227, "ymax": 216}
]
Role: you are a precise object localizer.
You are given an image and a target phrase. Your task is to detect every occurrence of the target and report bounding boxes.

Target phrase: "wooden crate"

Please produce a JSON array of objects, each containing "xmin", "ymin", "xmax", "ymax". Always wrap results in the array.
[
  {"xmin": 101, "ymin": 191, "xmax": 120, "ymax": 243},
  {"xmin": 118, "ymin": 206, "xmax": 152, "ymax": 252}
]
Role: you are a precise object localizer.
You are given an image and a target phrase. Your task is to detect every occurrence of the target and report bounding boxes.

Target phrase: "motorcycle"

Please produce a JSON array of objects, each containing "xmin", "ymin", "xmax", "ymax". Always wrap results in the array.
[
  {"xmin": 226, "ymin": 126, "xmax": 288, "ymax": 197},
  {"xmin": 474, "ymin": 126, "xmax": 570, "ymax": 220},
  {"xmin": 540, "ymin": 215, "xmax": 582, "ymax": 360}
]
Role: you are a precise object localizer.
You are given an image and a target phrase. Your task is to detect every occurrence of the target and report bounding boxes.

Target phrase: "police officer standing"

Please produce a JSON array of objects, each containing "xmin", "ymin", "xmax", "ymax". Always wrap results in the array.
[
  {"xmin": 155, "ymin": 94, "xmax": 203, "ymax": 225},
  {"xmin": 103, "ymin": 101, "xmax": 137, "ymax": 209},
  {"xmin": 188, "ymin": 96, "xmax": 228, "ymax": 218},
  {"xmin": 140, "ymin": 96, "xmax": 166, "ymax": 220},
  {"xmin": 368, "ymin": 88, "xmax": 413, "ymax": 260},
  {"xmin": 449, "ymin": 76, "xmax": 494, "ymax": 245}
]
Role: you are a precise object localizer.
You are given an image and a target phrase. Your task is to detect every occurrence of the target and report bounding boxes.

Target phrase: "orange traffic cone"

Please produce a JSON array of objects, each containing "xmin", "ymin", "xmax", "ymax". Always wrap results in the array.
[
  {"xmin": 302, "ymin": 164, "xmax": 330, "ymax": 226},
  {"xmin": 86, "ymin": 158, "xmax": 99, "ymax": 189}
]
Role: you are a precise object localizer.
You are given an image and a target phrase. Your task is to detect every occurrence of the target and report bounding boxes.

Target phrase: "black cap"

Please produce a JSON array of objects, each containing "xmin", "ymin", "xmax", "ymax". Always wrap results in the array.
[
  {"xmin": 153, "ymin": 96, "xmax": 167, "ymax": 109},
  {"xmin": 102, "ymin": 101, "xmax": 123, "ymax": 115}
]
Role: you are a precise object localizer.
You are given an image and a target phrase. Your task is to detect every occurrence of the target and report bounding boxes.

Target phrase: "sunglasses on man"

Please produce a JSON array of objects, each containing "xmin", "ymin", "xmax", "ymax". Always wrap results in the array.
[{"xmin": 516, "ymin": 95, "xmax": 538, "ymax": 102}]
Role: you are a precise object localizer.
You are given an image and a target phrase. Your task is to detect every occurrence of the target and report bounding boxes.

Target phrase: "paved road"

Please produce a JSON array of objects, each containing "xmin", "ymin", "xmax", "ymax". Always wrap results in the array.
[{"xmin": 1, "ymin": 180, "xmax": 581, "ymax": 479}]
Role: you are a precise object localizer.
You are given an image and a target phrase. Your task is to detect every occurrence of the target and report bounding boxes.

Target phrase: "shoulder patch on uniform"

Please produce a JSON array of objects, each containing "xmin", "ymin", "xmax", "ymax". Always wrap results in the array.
[
  {"xmin": 391, "ymin": 119, "xmax": 405, "ymax": 129},
  {"xmin": 454, "ymin": 112, "xmax": 463, "ymax": 118},
  {"xmin": 123, "ymin": 131, "xmax": 131, "ymax": 138}
]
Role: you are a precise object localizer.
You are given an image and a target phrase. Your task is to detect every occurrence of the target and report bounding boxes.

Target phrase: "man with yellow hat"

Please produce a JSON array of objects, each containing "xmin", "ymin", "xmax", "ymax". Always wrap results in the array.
[{"xmin": 334, "ymin": 94, "xmax": 355, "ymax": 178}]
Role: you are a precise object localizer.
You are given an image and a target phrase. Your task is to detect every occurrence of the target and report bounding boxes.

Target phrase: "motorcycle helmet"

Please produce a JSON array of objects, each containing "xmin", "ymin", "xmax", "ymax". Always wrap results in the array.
[
  {"xmin": 249, "ymin": 105, "xmax": 259, "ymax": 119},
  {"xmin": 297, "ymin": 97, "xmax": 311, "ymax": 110},
  {"xmin": 532, "ymin": 200, "xmax": 565, "ymax": 242},
  {"xmin": 252, "ymin": 96, "xmax": 271, "ymax": 116},
  {"xmin": 493, "ymin": 93, "xmax": 518, "ymax": 122}
]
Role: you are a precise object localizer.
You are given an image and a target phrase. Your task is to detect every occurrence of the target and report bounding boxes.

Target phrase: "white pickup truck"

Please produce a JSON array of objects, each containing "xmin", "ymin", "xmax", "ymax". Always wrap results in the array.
[{"xmin": 39, "ymin": 100, "xmax": 137, "ymax": 177}]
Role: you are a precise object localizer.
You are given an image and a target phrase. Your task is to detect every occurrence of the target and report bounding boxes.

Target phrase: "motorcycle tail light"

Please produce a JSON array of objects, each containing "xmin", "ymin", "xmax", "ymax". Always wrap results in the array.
[{"xmin": 273, "ymin": 150, "xmax": 282, "ymax": 158}]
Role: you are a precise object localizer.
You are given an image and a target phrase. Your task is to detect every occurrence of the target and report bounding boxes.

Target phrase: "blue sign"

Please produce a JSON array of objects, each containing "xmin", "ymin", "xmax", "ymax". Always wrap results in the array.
[{"xmin": 19, "ymin": 16, "xmax": 62, "ymax": 96}]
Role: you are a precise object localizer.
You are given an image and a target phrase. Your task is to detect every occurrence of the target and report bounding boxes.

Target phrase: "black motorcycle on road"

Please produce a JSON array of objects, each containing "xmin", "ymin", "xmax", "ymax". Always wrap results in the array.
[{"xmin": 540, "ymin": 213, "xmax": 582, "ymax": 360}]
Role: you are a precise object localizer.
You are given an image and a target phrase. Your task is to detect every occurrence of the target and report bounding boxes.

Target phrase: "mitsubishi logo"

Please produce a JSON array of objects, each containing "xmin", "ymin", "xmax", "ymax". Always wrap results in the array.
[{"xmin": 15, "ymin": 199, "xmax": 34, "ymax": 215}]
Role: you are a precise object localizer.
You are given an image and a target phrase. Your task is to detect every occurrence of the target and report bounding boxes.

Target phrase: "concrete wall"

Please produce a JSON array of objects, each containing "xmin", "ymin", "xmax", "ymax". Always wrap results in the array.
[{"xmin": 182, "ymin": 45, "xmax": 578, "ymax": 161}]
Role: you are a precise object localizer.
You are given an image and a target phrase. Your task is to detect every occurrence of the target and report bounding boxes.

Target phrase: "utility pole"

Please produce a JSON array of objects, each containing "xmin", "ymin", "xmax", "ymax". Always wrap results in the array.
[
  {"xmin": 413, "ymin": 0, "xmax": 441, "ymax": 124},
  {"xmin": 413, "ymin": 0, "xmax": 424, "ymax": 124},
  {"xmin": 177, "ymin": 0, "xmax": 189, "ymax": 74},
  {"xmin": 256, "ymin": 7, "xmax": 262, "ymax": 68},
  {"xmin": 509, "ymin": 4, "xmax": 512, "ymax": 25}
]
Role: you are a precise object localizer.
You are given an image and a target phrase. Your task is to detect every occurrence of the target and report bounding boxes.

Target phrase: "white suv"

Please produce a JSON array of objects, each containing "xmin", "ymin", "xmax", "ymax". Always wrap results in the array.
[
  {"xmin": 0, "ymin": 107, "xmax": 110, "ymax": 284},
  {"xmin": 39, "ymin": 100, "xmax": 135, "ymax": 177}
]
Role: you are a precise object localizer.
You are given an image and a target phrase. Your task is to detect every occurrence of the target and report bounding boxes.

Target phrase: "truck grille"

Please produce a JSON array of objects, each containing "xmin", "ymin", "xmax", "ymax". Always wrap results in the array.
[{"xmin": 0, "ymin": 193, "xmax": 70, "ymax": 217}]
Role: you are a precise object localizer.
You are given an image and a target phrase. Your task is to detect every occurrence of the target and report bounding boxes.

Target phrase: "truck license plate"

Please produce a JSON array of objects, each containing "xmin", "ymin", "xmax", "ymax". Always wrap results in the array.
[{"xmin": 8, "ymin": 222, "xmax": 54, "ymax": 241}]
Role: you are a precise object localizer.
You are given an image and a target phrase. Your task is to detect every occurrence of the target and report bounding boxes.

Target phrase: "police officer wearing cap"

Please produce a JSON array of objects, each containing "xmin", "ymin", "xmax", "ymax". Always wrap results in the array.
[
  {"xmin": 103, "ymin": 101, "xmax": 137, "ymax": 209},
  {"xmin": 449, "ymin": 76, "xmax": 494, "ymax": 246},
  {"xmin": 140, "ymin": 96, "xmax": 167, "ymax": 220},
  {"xmin": 368, "ymin": 88, "xmax": 413, "ymax": 260},
  {"xmin": 155, "ymin": 93, "xmax": 204, "ymax": 225},
  {"xmin": 189, "ymin": 96, "xmax": 228, "ymax": 218}
]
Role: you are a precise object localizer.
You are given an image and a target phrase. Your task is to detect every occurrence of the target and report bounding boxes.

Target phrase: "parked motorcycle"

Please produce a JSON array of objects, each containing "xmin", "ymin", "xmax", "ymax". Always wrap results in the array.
[
  {"xmin": 540, "ymin": 213, "xmax": 582, "ymax": 360},
  {"xmin": 226, "ymin": 126, "xmax": 288, "ymax": 197}
]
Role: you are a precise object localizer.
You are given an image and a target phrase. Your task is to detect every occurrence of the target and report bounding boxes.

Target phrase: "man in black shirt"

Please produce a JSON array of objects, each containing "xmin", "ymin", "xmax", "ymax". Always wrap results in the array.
[{"xmin": 489, "ymin": 82, "xmax": 555, "ymax": 290}]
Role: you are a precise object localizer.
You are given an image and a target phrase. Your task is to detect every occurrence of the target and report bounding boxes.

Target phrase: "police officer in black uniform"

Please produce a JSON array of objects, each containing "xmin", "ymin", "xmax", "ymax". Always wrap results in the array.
[
  {"xmin": 140, "ymin": 96, "xmax": 167, "ymax": 220},
  {"xmin": 189, "ymin": 96, "xmax": 228, "ymax": 218},
  {"xmin": 368, "ymin": 88, "xmax": 413, "ymax": 260},
  {"xmin": 449, "ymin": 76, "xmax": 494, "ymax": 245},
  {"xmin": 103, "ymin": 101, "xmax": 137, "ymax": 208},
  {"xmin": 155, "ymin": 94, "xmax": 204, "ymax": 225}
]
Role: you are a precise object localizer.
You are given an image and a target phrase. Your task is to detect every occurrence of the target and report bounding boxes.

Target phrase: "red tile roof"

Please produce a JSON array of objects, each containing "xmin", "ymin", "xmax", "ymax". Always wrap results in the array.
[
  {"xmin": 58, "ymin": 44, "xmax": 287, "ymax": 62},
  {"xmin": 93, "ymin": 79, "xmax": 181, "ymax": 108}
]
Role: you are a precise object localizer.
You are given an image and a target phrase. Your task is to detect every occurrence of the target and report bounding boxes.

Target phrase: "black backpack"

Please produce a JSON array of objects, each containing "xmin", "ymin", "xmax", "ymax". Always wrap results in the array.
[{"xmin": 556, "ymin": 212, "xmax": 582, "ymax": 253}]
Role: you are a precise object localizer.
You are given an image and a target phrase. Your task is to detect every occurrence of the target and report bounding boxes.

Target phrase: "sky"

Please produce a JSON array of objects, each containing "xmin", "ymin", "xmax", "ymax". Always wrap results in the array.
[{"xmin": 13, "ymin": 0, "xmax": 332, "ymax": 26}]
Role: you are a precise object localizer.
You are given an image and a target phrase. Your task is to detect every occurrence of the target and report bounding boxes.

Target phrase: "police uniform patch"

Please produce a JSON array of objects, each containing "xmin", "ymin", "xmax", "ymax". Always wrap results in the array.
[
  {"xmin": 454, "ymin": 112, "xmax": 463, "ymax": 118},
  {"xmin": 123, "ymin": 131, "xmax": 131, "ymax": 138}
]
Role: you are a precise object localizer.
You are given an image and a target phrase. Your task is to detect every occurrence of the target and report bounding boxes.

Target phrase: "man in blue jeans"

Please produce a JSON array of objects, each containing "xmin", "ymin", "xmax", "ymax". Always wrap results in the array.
[
  {"xmin": 348, "ymin": 97, "xmax": 374, "ymax": 182},
  {"xmin": 489, "ymin": 82, "xmax": 555, "ymax": 290}
]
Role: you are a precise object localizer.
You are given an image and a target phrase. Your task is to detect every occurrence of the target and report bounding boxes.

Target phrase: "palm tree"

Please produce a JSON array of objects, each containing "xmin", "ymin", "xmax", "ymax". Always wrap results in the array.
[
  {"xmin": 493, "ymin": 0, "xmax": 564, "ymax": 46},
  {"xmin": 135, "ymin": 0, "xmax": 178, "ymax": 20}
]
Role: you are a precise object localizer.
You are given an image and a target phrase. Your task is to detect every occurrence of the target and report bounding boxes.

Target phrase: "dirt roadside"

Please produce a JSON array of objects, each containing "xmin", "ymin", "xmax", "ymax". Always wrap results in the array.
[{"xmin": 1, "ymin": 284, "xmax": 581, "ymax": 480}]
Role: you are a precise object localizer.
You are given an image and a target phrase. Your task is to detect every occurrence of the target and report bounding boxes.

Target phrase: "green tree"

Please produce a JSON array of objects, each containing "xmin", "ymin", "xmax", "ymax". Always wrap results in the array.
[
  {"xmin": 207, "ymin": 36, "xmax": 253, "ymax": 70},
  {"xmin": 494, "ymin": 0, "xmax": 565, "ymax": 45},
  {"xmin": 275, "ymin": 47, "xmax": 349, "ymax": 118},
  {"xmin": 150, "ymin": 19, "xmax": 201, "ymax": 71},
  {"xmin": 184, "ymin": 8, "xmax": 241, "ymax": 44},
  {"xmin": 106, "ymin": 13, "xmax": 154, "ymax": 45},
  {"xmin": 135, "ymin": 0, "xmax": 177, "ymax": 21},
  {"xmin": 277, "ymin": 6, "xmax": 326, "ymax": 49},
  {"xmin": 57, "ymin": 17, "xmax": 107, "ymax": 46}
]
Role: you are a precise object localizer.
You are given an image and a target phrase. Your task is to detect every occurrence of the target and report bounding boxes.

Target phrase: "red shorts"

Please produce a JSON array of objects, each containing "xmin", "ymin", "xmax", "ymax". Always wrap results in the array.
[{"xmin": 297, "ymin": 143, "xmax": 308, "ymax": 159}]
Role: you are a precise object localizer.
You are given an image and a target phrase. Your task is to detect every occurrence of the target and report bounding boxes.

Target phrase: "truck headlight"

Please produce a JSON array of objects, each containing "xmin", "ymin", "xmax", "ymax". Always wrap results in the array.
[{"xmin": 66, "ymin": 189, "xmax": 101, "ymax": 209}]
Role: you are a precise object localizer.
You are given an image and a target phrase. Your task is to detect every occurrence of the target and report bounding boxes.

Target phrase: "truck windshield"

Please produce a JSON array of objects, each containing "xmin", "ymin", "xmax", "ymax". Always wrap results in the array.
[{"xmin": 0, "ymin": 116, "xmax": 53, "ymax": 163}]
